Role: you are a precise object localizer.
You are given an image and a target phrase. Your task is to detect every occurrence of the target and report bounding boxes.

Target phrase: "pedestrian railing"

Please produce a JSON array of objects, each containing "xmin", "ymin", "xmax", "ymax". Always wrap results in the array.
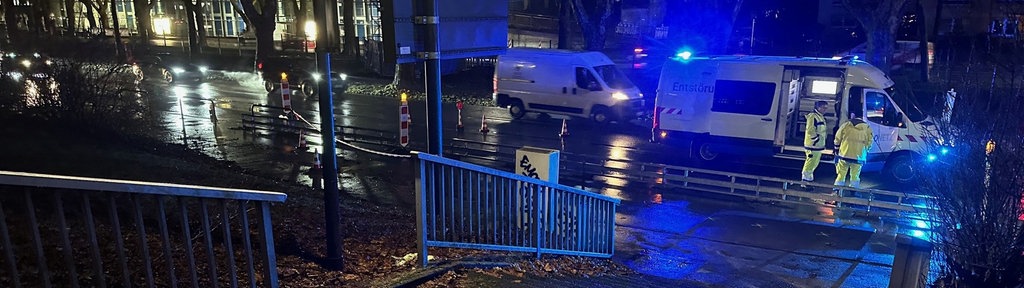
[
  {"xmin": 447, "ymin": 138, "xmax": 936, "ymax": 220},
  {"xmin": 0, "ymin": 171, "xmax": 287, "ymax": 288},
  {"xmin": 413, "ymin": 152, "xmax": 621, "ymax": 267},
  {"xmin": 242, "ymin": 103, "xmax": 402, "ymax": 150}
]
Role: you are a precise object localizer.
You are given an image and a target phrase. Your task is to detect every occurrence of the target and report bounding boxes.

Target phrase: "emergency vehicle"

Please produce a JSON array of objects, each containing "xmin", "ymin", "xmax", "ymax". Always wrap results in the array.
[
  {"xmin": 493, "ymin": 48, "xmax": 645, "ymax": 124},
  {"xmin": 651, "ymin": 54, "xmax": 940, "ymax": 183}
]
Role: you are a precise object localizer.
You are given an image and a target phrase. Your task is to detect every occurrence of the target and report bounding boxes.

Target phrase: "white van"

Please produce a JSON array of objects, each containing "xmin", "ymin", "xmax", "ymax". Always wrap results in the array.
[
  {"xmin": 652, "ymin": 55, "xmax": 941, "ymax": 183},
  {"xmin": 493, "ymin": 48, "xmax": 644, "ymax": 124}
]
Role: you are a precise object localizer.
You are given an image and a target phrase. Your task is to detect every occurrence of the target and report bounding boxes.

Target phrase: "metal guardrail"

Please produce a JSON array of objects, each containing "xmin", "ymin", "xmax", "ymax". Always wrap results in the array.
[
  {"xmin": 447, "ymin": 138, "xmax": 936, "ymax": 219},
  {"xmin": 413, "ymin": 152, "xmax": 620, "ymax": 267},
  {"xmin": 242, "ymin": 104, "xmax": 405, "ymax": 151},
  {"xmin": 0, "ymin": 171, "xmax": 286, "ymax": 288}
]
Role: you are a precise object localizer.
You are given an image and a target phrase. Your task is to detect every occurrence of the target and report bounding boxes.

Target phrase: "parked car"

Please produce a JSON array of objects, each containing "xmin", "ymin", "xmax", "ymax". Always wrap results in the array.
[
  {"xmin": 255, "ymin": 55, "xmax": 348, "ymax": 96},
  {"xmin": 133, "ymin": 55, "xmax": 207, "ymax": 84}
]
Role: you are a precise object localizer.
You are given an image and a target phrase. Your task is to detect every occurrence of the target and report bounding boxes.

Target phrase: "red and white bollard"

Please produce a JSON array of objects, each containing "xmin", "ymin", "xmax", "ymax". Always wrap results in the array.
[
  {"xmin": 479, "ymin": 114, "xmax": 489, "ymax": 134},
  {"xmin": 399, "ymin": 93, "xmax": 410, "ymax": 147},
  {"xmin": 280, "ymin": 73, "xmax": 292, "ymax": 111},
  {"xmin": 456, "ymin": 101, "xmax": 464, "ymax": 131},
  {"xmin": 298, "ymin": 128, "xmax": 308, "ymax": 151}
]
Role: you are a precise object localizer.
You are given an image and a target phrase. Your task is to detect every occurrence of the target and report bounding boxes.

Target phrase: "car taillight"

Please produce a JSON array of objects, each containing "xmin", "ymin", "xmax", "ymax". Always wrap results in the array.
[{"xmin": 257, "ymin": 62, "xmax": 263, "ymax": 70}]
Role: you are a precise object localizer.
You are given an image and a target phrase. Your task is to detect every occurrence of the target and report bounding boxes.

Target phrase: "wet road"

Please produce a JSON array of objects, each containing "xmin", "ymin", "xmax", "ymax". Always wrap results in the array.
[
  {"xmin": 150, "ymin": 71, "xmax": 912, "ymax": 198},
  {"xmin": 143, "ymin": 71, "xmax": 932, "ymax": 286}
]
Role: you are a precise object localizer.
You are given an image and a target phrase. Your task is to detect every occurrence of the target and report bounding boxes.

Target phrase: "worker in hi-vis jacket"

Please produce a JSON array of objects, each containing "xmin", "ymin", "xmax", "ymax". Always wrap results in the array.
[{"xmin": 800, "ymin": 101, "xmax": 829, "ymax": 190}]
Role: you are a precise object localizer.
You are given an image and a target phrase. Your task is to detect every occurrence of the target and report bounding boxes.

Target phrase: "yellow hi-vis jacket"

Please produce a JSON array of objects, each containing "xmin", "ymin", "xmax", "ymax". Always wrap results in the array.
[
  {"xmin": 803, "ymin": 111, "xmax": 827, "ymax": 150},
  {"xmin": 834, "ymin": 119, "xmax": 874, "ymax": 163}
]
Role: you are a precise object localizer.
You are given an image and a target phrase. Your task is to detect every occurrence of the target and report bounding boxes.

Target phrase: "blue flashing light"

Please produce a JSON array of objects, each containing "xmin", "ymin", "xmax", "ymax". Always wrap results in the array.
[
  {"xmin": 927, "ymin": 154, "xmax": 937, "ymax": 162},
  {"xmin": 940, "ymin": 148, "xmax": 949, "ymax": 155},
  {"xmin": 677, "ymin": 51, "xmax": 693, "ymax": 60},
  {"xmin": 913, "ymin": 220, "xmax": 929, "ymax": 229}
]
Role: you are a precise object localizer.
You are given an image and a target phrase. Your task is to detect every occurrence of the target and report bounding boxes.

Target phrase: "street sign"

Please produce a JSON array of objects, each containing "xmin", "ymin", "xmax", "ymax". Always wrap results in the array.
[
  {"xmin": 281, "ymin": 73, "xmax": 292, "ymax": 110},
  {"xmin": 391, "ymin": 0, "xmax": 508, "ymax": 63},
  {"xmin": 399, "ymin": 93, "xmax": 410, "ymax": 147},
  {"xmin": 515, "ymin": 146, "xmax": 560, "ymax": 182}
]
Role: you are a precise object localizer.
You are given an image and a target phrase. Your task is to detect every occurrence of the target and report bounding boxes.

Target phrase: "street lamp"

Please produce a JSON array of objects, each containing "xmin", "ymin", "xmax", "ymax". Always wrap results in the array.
[{"xmin": 154, "ymin": 18, "xmax": 172, "ymax": 35}]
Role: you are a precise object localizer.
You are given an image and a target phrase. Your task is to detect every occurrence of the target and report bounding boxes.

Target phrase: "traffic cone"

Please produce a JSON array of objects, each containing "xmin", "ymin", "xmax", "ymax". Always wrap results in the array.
[
  {"xmin": 559, "ymin": 119, "xmax": 569, "ymax": 137},
  {"xmin": 312, "ymin": 149, "xmax": 322, "ymax": 170},
  {"xmin": 457, "ymin": 109, "xmax": 464, "ymax": 131},
  {"xmin": 456, "ymin": 101, "xmax": 464, "ymax": 131},
  {"xmin": 297, "ymin": 129, "xmax": 308, "ymax": 151},
  {"xmin": 479, "ymin": 114, "xmax": 490, "ymax": 133}
]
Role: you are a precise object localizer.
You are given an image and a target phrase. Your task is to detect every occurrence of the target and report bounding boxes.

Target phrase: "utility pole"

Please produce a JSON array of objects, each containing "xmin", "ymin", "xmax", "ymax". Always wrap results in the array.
[
  {"xmin": 420, "ymin": 0, "xmax": 443, "ymax": 156},
  {"xmin": 312, "ymin": 0, "xmax": 343, "ymax": 270}
]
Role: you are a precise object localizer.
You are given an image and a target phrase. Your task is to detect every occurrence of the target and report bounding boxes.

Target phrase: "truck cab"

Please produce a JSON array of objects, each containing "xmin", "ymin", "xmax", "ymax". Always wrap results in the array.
[
  {"xmin": 493, "ymin": 48, "xmax": 644, "ymax": 124},
  {"xmin": 652, "ymin": 55, "xmax": 940, "ymax": 183}
]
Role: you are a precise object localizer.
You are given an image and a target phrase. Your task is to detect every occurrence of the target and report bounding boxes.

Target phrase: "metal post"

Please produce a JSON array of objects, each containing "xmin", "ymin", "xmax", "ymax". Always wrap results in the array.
[
  {"xmin": 313, "ymin": 0, "xmax": 343, "ymax": 270},
  {"xmin": 414, "ymin": 155, "xmax": 429, "ymax": 267},
  {"xmin": 421, "ymin": 0, "xmax": 444, "ymax": 156}
]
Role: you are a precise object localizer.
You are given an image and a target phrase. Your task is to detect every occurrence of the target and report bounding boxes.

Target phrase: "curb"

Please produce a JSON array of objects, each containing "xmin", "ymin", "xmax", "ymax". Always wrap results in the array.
[{"xmin": 387, "ymin": 261, "xmax": 512, "ymax": 288}]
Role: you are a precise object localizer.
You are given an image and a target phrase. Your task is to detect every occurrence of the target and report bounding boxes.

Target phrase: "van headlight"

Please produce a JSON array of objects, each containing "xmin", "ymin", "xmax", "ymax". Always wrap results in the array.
[
  {"xmin": 338, "ymin": 73, "xmax": 347, "ymax": 81},
  {"xmin": 612, "ymin": 92, "xmax": 629, "ymax": 101},
  {"xmin": 198, "ymin": 66, "xmax": 208, "ymax": 73},
  {"xmin": 171, "ymin": 67, "xmax": 185, "ymax": 74},
  {"xmin": 312, "ymin": 72, "xmax": 322, "ymax": 82}
]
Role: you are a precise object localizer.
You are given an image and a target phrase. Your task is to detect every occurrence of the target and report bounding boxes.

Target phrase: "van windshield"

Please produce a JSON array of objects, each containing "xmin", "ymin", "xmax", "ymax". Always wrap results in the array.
[{"xmin": 593, "ymin": 65, "xmax": 635, "ymax": 89}]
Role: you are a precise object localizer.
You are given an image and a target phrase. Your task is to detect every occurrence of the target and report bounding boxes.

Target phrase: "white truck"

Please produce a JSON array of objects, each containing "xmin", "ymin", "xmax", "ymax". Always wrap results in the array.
[
  {"xmin": 493, "ymin": 48, "xmax": 645, "ymax": 124},
  {"xmin": 651, "ymin": 55, "xmax": 940, "ymax": 183}
]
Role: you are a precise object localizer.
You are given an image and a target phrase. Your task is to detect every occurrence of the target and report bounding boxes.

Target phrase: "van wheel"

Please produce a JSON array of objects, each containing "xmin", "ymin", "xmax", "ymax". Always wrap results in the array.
[
  {"xmin": 885, "ymin": 154, "xmax": 917, "ymax": 184},
  {"xmin": 694, "ymin": 141, "xmax": 718, "ymax": 161},
  {"xmin": 301, "ymin": 80, "xmax": 318, "ymax": 96},
  {"xmin": 591, "ymin": 106, "xmax": 612, "ymax": 124},
  {"xmin": 509, "ymin": 100, "xmax": 526, "ymax": 119},
  {"xmin": 264, "ymin": 80, "xmax": 275, "ymax": 92}
]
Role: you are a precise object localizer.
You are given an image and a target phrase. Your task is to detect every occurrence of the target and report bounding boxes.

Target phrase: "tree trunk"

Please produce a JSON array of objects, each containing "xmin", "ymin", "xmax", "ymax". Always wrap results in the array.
[
  {"xmin": 110, "ymin": 0, "xmax": 123, "ymax": 62},
  {"xmin": 133, "ymin": 0, "xmax": 152, "ymax": 40},
  {"xmin": 186, "ymin": 7, "xmax": 198, "ymax": 57},
  {"xmin": 557, "ymin": 0, "xmax": 568, "ymax": 49},
  {"xmin": 254, "ymin": 27, "xmax": 276, "ymax": 64},
  {"xmin": 64, "ymin": 0, "xmax": 77, "ymax": 34},
  {"xmin": 84, "ymin": 1, "xmax": 97, "ymax": 31},
  {"xmin": 97, "ymin": 2, "xmax": 109, "ymax": 31},
  {"xmin": 194, "ymin": 4, "xmax": 206, "ymax": 47},
  {"xmin": 866, "ymin": 24, "xmax": 895, "ymax": 73},
  {"xmin": 342, "ymin": 0, "xmax": 357, "ymax": 56},
  {"xmin": 2, "ymin": 0, "xmax": 18, "ymax": 44},
  {"xmin": 391, "ymin": 63, "xmax": 421, "ymax": 91},
  {"xmin": 917, "ymin": 0, "xmax": 928, "ymax": 82}
]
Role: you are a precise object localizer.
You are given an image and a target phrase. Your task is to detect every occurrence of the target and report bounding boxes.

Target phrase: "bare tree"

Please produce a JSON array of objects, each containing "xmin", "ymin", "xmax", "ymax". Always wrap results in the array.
[
  {"xmin": 286, "ymin": 0, "xmax": 310, "ymax": 40},
  {"xmin": 182, "ymin": 0, "xmax": 207, "ymax": 57},
  {"xmin": 227, "ymin": 0, "xmax": 254, "ymax": 35},
  {"xmin": 568, "ymin": 0, "xmax": 622, "ymax": 51},
  {"xmin": 132, "ymin": 0, "xmax": 155, "ymax": 40},
  {"xmin": 240, "ymin": 0, "xmax": 280, "ymax": 66},
  {"xmin": 843, "ymin": 0, "xmax": 913, "ymax": 73},
  {"xmin": 662, "ymin": 0, "xmax": 744, "ymax": 54},
  {"xmin": 342, "ymin": 0, "xmax": 357, "ymax": 55},
  {"xmin": 64, "ymin": 0, "xmax": 77, "ymax": 34},
  {"xmin": 2, "ymin": 0, "xmax": 18, "ymax": 44}
]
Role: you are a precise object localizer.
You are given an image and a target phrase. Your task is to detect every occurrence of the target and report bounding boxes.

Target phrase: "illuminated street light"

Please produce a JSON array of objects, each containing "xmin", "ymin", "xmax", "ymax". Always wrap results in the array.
[
  {"xmin": 305, "ymin": 21, "xmax": 317, "ymax": 40},
  {"xmin": 154, "ymin": 18, "xmax": 172, "ymax": 36}
]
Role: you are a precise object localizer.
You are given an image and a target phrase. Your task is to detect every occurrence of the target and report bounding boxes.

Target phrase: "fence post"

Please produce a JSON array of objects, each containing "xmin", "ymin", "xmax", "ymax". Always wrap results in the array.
[
  {"xmin": 534, "ymin": 185, "xmax": 542, "ymax": 259},
  {"xmin": 415, "ymin": 154, "xmax": 429, "ymax": 267},
  {"xmin": 257, "ymin": 202, "xmax": 279, "ymax": 288},
  {"xmin": 888, "ymin": 234, "xmax": 932, "ymax": 288}
]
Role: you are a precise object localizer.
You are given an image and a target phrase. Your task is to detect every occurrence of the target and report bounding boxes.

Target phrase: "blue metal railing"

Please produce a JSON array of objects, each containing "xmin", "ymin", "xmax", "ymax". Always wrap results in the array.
[
  {"xmin": 413, "ymin": 152, "xmax": 620, "ymax": 267},
  {"xmin": 0, "ymin": 171, "xmax": 286, "ymax": 288}
]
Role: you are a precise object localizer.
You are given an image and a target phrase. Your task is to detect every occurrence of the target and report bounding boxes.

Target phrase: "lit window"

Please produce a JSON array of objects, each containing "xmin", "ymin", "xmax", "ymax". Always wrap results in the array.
[{"xmin": 811, "ymin": 80, "xmax": 838, "ymax": 95}]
